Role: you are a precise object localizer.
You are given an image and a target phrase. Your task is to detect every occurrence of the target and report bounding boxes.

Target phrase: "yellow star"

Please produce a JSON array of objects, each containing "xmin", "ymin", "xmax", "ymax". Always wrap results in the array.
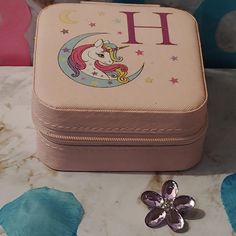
[
  {"xmin": 145, "ymin": 77, "xmax": 154, "ymax": 83},
  {"xmin": 90, "ymin": 80, "xmax": 97, "ymax": 87},
  {"xmin": 59, "ymin": 56, "xmax": 66, "ymax": 62},
  {"xmin": 98, "ymin": 11, "xmax": 105, "ymax": 16}
]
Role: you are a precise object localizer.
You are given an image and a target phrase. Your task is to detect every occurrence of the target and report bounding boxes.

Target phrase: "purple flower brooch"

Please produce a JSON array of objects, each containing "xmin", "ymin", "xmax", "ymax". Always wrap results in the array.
[{"xmin": 141, "ymin": 180, "xmax": 195, "ymax": 232}]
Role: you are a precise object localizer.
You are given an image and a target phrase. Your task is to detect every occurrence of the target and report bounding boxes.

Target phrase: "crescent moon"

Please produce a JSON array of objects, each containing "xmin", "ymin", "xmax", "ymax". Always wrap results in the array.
[
  {"xmin": 59, "ymin": 10, "xmax": 79, "ymax": 24},
  {"xmin": 58, "ymin": 32, "xmax": 144, "ymax": 88}
]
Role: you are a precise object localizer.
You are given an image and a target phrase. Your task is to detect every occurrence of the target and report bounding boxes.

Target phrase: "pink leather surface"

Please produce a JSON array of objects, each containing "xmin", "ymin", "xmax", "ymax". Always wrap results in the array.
[
  {"xmin": 34, "ymin": 3, "xmax": 207, "ymax": 111},
  {"xmin": 32, "ymin": 2, "xmax": 208, "ymax": 171},
  {"xmin": 0, "ymin": 1, "xmax": 31, "ymax": 65},
  {"xmin": 32, "ymin": 92, "xmax": 207, "ymax": 137},
  {"xmin": 37, "ymin": 131, "xmax": 206, "ymax": 171}
]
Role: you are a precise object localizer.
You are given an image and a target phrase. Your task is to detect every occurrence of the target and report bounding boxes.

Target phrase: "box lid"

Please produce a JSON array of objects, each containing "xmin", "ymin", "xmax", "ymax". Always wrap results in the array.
[
  {"xmin": 34, "ymin": 2, "xmax": 207, "ymax": 112},
  {"xmin": 33, "ymin": 2, "xmax": 207, "ymax": 136}
]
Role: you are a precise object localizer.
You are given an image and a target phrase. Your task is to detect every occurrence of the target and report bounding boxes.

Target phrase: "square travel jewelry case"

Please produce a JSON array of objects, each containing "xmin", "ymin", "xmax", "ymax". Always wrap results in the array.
[{"xmin": 32, "ymin": 2, "xmax": 208, "ymax": 171}]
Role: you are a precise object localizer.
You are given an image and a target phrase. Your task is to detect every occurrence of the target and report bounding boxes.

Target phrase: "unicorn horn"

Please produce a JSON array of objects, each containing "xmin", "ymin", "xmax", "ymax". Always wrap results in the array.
[{"xmin": 118, "ymin": 45, "xmax": 129, "ymax": 50}]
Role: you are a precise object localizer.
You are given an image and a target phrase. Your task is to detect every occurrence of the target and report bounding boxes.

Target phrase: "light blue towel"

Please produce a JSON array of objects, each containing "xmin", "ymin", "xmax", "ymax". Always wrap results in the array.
[
  {"xmin": 221, "ymin": 174, "xmax": 236, "ymax": 232},
  {"xmin": 0, "ymin": 187, "xmax": 84, "ymax": 236}
]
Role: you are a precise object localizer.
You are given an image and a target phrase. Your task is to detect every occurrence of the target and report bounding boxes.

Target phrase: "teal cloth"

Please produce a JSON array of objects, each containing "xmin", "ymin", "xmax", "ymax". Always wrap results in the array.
[
  {"xmin": 221, "ymin": 174, "xmax": 236, "ymax": 232},
  {"xmin": 0, "ymin": 187, "xmax": 84, "ymax": 236},
  {"xmin": 194, "ymin": 0, "xmax": 236, "ymax": 68}
]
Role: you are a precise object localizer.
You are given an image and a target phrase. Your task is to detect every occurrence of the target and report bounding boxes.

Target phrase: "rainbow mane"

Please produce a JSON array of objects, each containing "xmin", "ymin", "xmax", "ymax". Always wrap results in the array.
[{"xmin": 67, "ymin": 44, "xmax": 93, "ymax": 77}]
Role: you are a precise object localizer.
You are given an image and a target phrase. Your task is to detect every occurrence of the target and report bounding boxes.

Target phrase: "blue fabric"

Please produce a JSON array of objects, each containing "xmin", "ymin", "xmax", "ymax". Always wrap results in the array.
[
  {"xmin": 221, "ymin": 174, "xmax": 236, "ymax": 232},
  {"xmin": 0, "ymin": 187, "xmax": 84, "ymax": 236},
  {"xmin": 194, "ymin": 0, "xmax": 236, "ymax": 68}
]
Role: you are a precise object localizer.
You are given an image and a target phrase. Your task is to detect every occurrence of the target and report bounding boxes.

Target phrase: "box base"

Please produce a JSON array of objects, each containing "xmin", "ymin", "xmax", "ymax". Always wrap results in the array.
[{"xmin": 36, "ymin": 133, "xmax": 205, "ymax": 171}]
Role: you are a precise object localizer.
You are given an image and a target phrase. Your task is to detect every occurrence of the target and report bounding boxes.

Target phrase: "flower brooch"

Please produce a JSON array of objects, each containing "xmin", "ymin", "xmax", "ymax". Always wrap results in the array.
[{"xmin": 141, "ymin": 180, "xmax": 195, "ymax": 232}]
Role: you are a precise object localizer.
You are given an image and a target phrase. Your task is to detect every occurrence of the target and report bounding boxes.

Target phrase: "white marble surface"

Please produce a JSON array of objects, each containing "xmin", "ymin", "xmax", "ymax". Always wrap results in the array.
[{"xmin": 0, "ymin": 67, "xmax": 236, "ymax": 235}]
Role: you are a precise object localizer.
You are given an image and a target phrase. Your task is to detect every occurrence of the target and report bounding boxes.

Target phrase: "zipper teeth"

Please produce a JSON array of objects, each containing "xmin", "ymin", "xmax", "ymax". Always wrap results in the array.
[{"xmin": 40, "ymin": 130, "xmax": 186, "ymax": 143}]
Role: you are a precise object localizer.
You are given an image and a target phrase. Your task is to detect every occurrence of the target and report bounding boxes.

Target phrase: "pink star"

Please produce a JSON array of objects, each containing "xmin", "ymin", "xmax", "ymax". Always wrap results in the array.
[
  {"xmin": 117, "ymin": 31, "xmax": 122, "ymax": 35},
  {"xmin": 171, "ymin": 56, "xmax": 178, "ymax": 61},
  {"xmin": 170, "ymin": 77, "xmax": 179, "ymax": 84},
  {"xmin": 89, "ymin": 22, "xmax": 96, "ymax": 27},
  {"xmin": 92, "ymin": 71, "xmax": 98, "ymax": 76},
  {"xmin": 135, "ymin": 50, "xmax": 144, "ymax": 56}
]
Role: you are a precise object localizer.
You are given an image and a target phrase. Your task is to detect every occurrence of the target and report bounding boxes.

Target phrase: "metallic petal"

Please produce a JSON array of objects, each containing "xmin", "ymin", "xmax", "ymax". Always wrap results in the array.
[
  {"xmin": 166, "ymin": 208, "xmax": 184, "ymax": 231},
  {"xmin": 141, "ymin": 191, "xmax": 164, "ymax": 208},
  {"xmin": 162, "ymin": 180, "xmax": 179, "ymax": 200},
  {"xmin": 173, "ymin": 195, "xmax": 195, "ymax": 212},
  {"xmin": 145, "ymin": 207, "xmax": 166, "ymax": 228}
]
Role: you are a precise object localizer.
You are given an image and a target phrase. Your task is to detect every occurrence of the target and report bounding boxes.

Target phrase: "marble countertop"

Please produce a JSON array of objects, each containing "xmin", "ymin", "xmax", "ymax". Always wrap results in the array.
[{"xmin": 0, "ymin": 67, "xmax": 236, "ymax": 236}]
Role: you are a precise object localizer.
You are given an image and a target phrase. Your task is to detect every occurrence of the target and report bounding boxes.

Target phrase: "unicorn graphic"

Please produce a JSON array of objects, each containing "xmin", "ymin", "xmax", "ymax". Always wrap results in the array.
[{"xmin": 67, "ymin": 39, "xmax": 129, "ymax": 83}]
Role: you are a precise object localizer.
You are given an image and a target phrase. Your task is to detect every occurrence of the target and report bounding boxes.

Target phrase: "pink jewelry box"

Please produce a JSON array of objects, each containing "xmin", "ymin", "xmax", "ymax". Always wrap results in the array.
[{"xmin": 32, "ymin": 2, "xmax": 208, "ymax": 171}]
